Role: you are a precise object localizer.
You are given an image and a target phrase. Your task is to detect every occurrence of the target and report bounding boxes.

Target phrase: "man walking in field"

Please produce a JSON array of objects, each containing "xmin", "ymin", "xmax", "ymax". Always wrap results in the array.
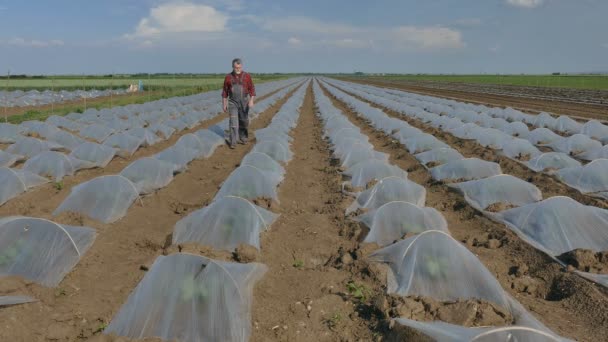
[{"xmin": 222, "ymin": 58, "xmax": 256, "ymax": 149}]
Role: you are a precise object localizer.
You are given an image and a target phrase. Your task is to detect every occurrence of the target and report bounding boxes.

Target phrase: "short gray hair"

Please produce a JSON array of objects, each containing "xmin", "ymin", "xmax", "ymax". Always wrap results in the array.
[{"xmin": 232, "ymin": 58, "xmax": 242, "ymax": 67}]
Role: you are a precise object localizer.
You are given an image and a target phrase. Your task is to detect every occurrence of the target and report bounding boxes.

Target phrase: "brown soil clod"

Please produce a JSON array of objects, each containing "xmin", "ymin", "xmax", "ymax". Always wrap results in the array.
[{"xmin": 557, "ymin": 249, "xmax": 608, "ymax": 274}]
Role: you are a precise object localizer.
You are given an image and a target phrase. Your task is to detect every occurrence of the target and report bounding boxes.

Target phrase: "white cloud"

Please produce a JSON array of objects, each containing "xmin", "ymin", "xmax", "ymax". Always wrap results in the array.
[
  {"xmin": 261, "ymin": 16, "xmax": 464, "ymax": 50},
  {"xmin": 5, "ymin": 38, "xmax": 64, "ymax": 48},
  {"xmin": 126, "ymin": 2, "xmax": 228, "ymax": 38},
  {"xmin": 287, "ymin": 37, "xmax": 302, "ymax": 45},
  {"xmin": 506, "ymin": 0, "xmax": 544, "ymax": 8}
]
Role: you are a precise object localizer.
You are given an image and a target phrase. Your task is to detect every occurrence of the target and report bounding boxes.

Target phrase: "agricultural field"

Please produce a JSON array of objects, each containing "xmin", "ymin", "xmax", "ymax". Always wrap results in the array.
[{"xmin": 1, "ymin": 75, "xmax": 608, "ymax": 342}]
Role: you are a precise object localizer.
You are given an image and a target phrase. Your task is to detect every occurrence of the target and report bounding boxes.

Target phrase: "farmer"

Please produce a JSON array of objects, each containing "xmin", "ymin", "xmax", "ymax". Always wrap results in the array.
[{"xmin": 222, "ymin": 58, "xmax": 256, "ymax": 149}]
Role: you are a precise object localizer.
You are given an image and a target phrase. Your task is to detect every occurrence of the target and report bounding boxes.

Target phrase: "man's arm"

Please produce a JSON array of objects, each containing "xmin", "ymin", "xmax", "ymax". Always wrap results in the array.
[
  {"xmin": 247, "ymin": 73, "xmax": 256, "ymax": 108},
  {"xmin": 221, "ymin": 75, "xmax": 230, "ymax": 112}
]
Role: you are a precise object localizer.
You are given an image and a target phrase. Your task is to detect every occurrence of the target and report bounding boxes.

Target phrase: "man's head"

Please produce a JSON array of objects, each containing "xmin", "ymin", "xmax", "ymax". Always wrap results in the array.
[{"xmin": 232, "ymin": 58, "xmax": 243, "ymax": 74}]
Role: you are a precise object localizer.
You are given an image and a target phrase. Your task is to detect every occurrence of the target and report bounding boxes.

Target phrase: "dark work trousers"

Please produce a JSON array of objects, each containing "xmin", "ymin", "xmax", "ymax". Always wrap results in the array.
[
  {"xmin": 228, "ymin": 101, "xmax": 249, "ymax": 145},
  {"xmin": 227, "ymin": 77, "xmax": 250, "ymax": 145}
]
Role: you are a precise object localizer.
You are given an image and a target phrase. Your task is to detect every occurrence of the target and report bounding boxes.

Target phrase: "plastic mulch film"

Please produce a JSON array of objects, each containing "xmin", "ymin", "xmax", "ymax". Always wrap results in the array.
[
  {"xmin": 493, "ymin": 196, "xmax": 608, "ymax": 256},
  {"xmin": 0, "ymin": 295, "xmax": 37, "ymax": 307},
  {"xmin": 119, "ymin": 157, "xmax": 176, "ymax": 194},
  {"xmin": 549, "ymin": 134, "xmax": 603, "ymax": 156},
  {"xmin": 526, "ymin": 152, "xmax": 581, "ymax": 173},
  {"xmin": 252, "ymin": 140, "xmax": 293, "ymax": 164},
  {"xmin": 103, "ymin": 133, "xmax": 144, "ymax": 158},
  {"xmin": 556, "ymin": 159, "xmax": 608, "ymax": 197},
  {"xmin": 104, "ymin": 253, "xmax": 267, "ymax": 342},
  {"xmin": 356, "ymin": 201, "xmax": 447, "ymax": 246},
  {"xmin": 430, "ymin": 158, "xmax": 502, "ymax": 182},
  {"xmin": 0, "ymin": 168, "xmax": 49, "ymax": 206},
  {"xmin": 6, "ymin": 137, "xmax": 64, "ymax": 158},
  {"xmin": 369, "ymin": 231, "xmax": 554, "ymax": 331},
  {"xmin": 79, "ymin": 124, "xmax": 115, "ymax": 143},
  {"xmin": 0, "ymin": 150, "xmax": 23, "ymax": 168},
  {"xmin": 346, "ymin": 177, "xmax": 426, "ymax": 214},
  {"xmin": 154, "ymin": 146, "xmax": 199, "ymax": 172},
  {"xmin": 23, "ymin": 151, "xmax": 77, "ymax": 182},
  {"xmin": 173, "ymin": 196, "xmax": 279, "ymax": 250},
  {"xmin": 414, "ymin": 148, "xmax": 464, "ymax": 167},
  {"xmin": 503, "ymin": 122, "xmax": 530, "ymax": 138},
  {"xmin": 401, "ymin": 134, "xmax": 450, "ymax": 154},
  {"xmin": 527, "ymin": 128, "xmax": 562, "ymax": 146},
  {"xmin": 578, "ymin": 145, "xmax": 608, "ymax": 161},
  {"xmin": 393, "ymin": 319, "xmax": 566, "ymax": 342},
  {"xmin": 215, "ymin": 165, "xmax": 279, "ymax": 201},
  {"xmin": 581, "ymin": 120, "xmax": 608, "ymax": 144},
  {"xmin": 554, "ymin": 115, "xmax": 581, "ymax": 134},
  {"xmin": 0, "ymin": 216, "xmax": 96, "ymax": 287},
  {"xmin": 500, "ymin": 138, "xmax": 542, "ymax": 160},
  {"xmin": 54, "ymin": 175, "xmax": 140, "ymax": 223},
  {"xmin": 127, "ymin": 127, "xmax": 163, "ymax": 147},
  {"xmin": 149, "ymin": 123, "xmax": 176, "ymax": 139},
  {"xmin": 341, "ymin": 148, "xmax": 389, "ymax": 169},
  {"xmin": 69, "ymin": 142, "xmax": 117, "ymax": 168},
  {"xmin": 241, "ymin": 152, "xmax": 286, "ymax": 184},
  {"xmin": 450, "ymin": 175, "xmax": 542, "ymax": 211},
  {"xmin": 343, "ymin": 160, "xmax": 408, "ymax": 188},
  {"xmin": 0, "ymin": 123, "xmax": 24, "ymax": 143}
]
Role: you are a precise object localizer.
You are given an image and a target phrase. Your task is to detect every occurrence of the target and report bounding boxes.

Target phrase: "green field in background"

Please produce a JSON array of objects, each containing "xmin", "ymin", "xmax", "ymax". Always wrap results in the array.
[
  {"xmin": 350, "ymin": 74, "xmax": 608, "ymax": 90},
  {"xmin": 0, "ymin": 74, "xmax": 289, "ymax": 91}
]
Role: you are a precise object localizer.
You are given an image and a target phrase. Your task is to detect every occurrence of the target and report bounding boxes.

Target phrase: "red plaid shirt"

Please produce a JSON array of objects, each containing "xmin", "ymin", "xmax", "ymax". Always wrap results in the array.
[{"xmin": 221, "ymin": 71, "xmax": 256, "ymax": 98}]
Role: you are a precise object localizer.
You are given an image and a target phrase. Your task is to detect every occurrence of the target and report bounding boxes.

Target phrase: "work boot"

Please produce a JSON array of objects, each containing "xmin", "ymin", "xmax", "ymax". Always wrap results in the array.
[
  {"xmin": 238, "ymin": 139, "xmax": 247, "ymax": 145},
  {"xmin": 229, "ymin": 144, "xmax": 236, "ymax": 149}
]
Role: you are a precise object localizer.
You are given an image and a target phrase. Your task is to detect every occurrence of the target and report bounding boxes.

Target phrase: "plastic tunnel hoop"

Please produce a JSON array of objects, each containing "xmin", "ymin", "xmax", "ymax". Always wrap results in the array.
[
  {"xmin": 0, "ymin": 216, "xmax": 83, "ymax": 257},
  {"xmin": 224, "ymin": 195, "xmax": 274, "ymax": 230}
]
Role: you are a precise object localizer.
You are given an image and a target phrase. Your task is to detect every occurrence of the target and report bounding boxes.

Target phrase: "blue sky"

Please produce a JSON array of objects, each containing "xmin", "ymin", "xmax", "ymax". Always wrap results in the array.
[{"xmin": 0, "ymin": 0, "xmax": 606, "ymax": 74}]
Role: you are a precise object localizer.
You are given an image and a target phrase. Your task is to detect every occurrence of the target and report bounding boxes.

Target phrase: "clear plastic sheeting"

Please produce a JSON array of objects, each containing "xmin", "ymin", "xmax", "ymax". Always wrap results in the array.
[
  {"xmin": 503, "ymin": 122, "xmax": 530, "ymax": 138},
  {"xmin": 103, "ymin": 133, "xmax": 143, "ymax": 158},
  {"xmin": 527, "ymin": 128, "xmax": 562, "ymax": 146},
  {"xmin": 346, "ymin": 177, "xmax": 426, "ymax": 214},
  {"xmin": 23, "ymin": 151, "xmax": 77, "ymax": 182},
  {"xmin": 79, "ymin": 124, "xmax": 115, "ymax": 143},
  {"xmin": 341, "ymin": 149, "xmax": 389, "ymax": 169},
  {"xmin": 69, "ymin": 142, "xmax": 116, "ymax": 168},
  {"xmin": 414, "ymin": 148, "xmax": 464, "ymax": 167},
  {"xmin": 357, "ymin": 202, "xmax": 447, "ymax": 246},
  {"xmin": 119, "ymin": 158, "xmax": 176, "ymax": 194},
  {"xmin": 104, "ymin": 253, "xmax": 267, "ymax": 342},
  {"xmin": 526, "ymin": 152, "xmax": 581, "ymax": 173},
  {"xmin": 149, "ymin": 123, "xmax": 176, "ymax": 139},
  {"xmin": 450, "ymin": 175, "xmax": 542, "ymax": 211},
  {"xmin": 493, "ymin": 196, "xmax": 608, "ymax": 256},
  {"xmin": 369, "ymin": 231, "xmax": 551, "ymax": 330},
  {"xmin": 0, "ymin": 151, "xmax": 23, "ymax": 168},
  {"xmin": 401, "ymin": 135, "xmax": 449, "ymax": 154},
  {"xmin": 173, "ymin": 196, "xmax": 279, "ymax": 250},
  {"xmin": 0, "ymin": 123, "xmax": 24, "ymax": 143},
  {"xmin": 554, "ymin": 115, "xmax": 581, "ymax": 134},
  {"xmin": 343, "ymin": 160, "xmax": 407, "ymax": 188},
  {"xmin": 0, "ymin": 295, "xmax": 37, "ymax": 307},
  {"xmin": 578, "ymin": 145, "xmax": 608, "ymax": 161},
  {"xmin": 241, "ymin": 152, "xmax": 286, "ymax": 184},
  {"xmin": 154, "ymin": 146, "xmax": 198, "ymax": 172},
  {"xmin": 0, "ymin": 168, "xmax": 49, "ymax": 206},
  {"xmin": 46, "ymin": 115, "xmax": 84, "ymax": 132},
  {"xmin": 532, "ymin": 113, "xmax": 556, "ymax": 129},
  {"xmin": 581, "ymin": 120, "xmax": 608, "ymax": 144},
  {"xmin": 549, "ymin": 134, "xmax": 603, "ymax": 156},
  {"xmin": 193, "ymin": 129, "xmax": 225, "ymax": 158},
  {"xmin": 215, "ymin": 165, "xmax": 279, "ymax": 201},
  {"xmin": 127, "ymin": 128, "xmax": 162, "ymax": 147},
  {"xmin": 394, "ymin": 319, "xmax": 565, "ymax": 342},
  {"xmin": 252, "ymin": 140, "xmax": 293, "ymax": 163},
  {"xmin": 500, "ymin": 138, "xmax": 542, "ymax": 160},
  {"xmin": 430, "ymin": 158, "xmax": 502, "ymax": 182},
  {"xmin": 556, "ymin": 159, "xmax": 608, "ymax": 197},
  {"xmin": 6, "ymin": 137, "xmax": 64, "ymax": 158},
  {"xmin": 45, "ymin": 130, "xmax": 86, "ymax": 150},
  {"xmin": 0, "ymin": 216, "xmax": 96, "ymax": 287},
  {"xmin": 54, "ymin": 175, "xmax": 140, "ymax": 223}
]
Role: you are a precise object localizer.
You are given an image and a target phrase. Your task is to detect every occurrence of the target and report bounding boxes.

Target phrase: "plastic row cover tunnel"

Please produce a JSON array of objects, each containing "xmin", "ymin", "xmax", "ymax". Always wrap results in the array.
[
  {"xmin": 0, "ymin": 216, "xmax": 96, "ymax": 287},
  {"xmin": 369, "ymin": 230, "xmax": 563, "ymax": 338},
  {"xmin": 104, "ymin": 253, "xmax": 267, "ymax": 342},
  {"xmin": 0, "ymin": 167, "xmax": 49, "ymax": 206}
]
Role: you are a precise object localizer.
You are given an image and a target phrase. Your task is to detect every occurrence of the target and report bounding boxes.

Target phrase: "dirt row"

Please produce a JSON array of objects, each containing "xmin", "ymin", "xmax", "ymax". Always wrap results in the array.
[
  {"xmin": 346, "ymin": 78, "xmax": 608, "ymax": 121},
  {"xmin": 318, "ymin": 82, "xmax": 608, "ymax": 342},
  {"xmin": 0, "ymin": 86, "xmax": 297, "ymax": 342}
]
